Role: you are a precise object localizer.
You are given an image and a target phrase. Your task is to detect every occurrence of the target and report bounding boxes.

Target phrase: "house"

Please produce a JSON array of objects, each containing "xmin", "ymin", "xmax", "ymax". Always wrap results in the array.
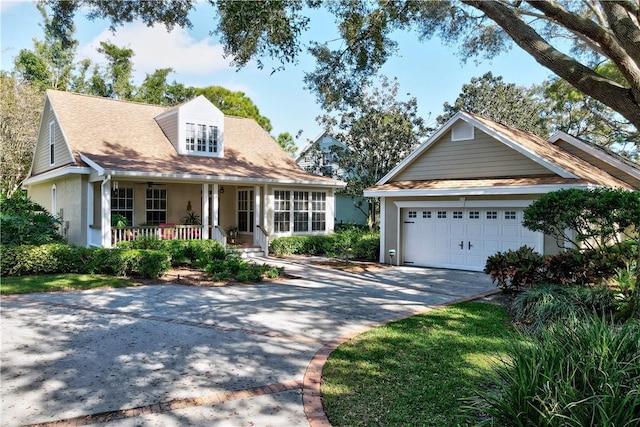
[
  {"xmin": 296, "ymin": 131, "xmax": 367, "ymax": 226},
  {"xmin": 23, "ymin": 90, "xmax": 345, "ymax": 253},
  {"xmin": 364, "ymin": 111, "xmax": 640, "ymax": 271}
]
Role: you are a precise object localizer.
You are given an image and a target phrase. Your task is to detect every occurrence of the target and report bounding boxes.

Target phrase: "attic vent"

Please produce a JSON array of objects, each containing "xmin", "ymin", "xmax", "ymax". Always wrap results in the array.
[{"xmin": 451, "ymin": 122, "xmax": 474, "ymax": 141}]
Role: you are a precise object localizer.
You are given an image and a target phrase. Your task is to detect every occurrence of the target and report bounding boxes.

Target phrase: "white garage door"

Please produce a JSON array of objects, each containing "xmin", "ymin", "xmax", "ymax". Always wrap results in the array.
[{"xmin": 402, "ymin": 208, "xmax": 542, "ymax": 271}]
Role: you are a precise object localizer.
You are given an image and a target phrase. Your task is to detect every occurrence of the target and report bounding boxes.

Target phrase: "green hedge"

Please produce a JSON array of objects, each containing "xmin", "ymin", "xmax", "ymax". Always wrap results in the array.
[
  {"xmin": 269, "ymin": 230, "xmax": 380, "ymax": 261},
  {"xmin": 117, "ymin": 238, "xmax": 226, "ymax": 267},
  {"xmin": 0, "ymin": 244, "xmax": 170, "ymax": 279}
]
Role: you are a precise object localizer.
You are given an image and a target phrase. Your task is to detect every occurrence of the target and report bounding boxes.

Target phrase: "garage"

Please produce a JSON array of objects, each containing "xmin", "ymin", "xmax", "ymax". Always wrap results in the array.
[
  {"xmin": 364, "ymin": 112, "xmax": 640, "ymax": 271},
  {"xmin": 401, "ymin": 207, "xmax": 542, "ymax": 271}
]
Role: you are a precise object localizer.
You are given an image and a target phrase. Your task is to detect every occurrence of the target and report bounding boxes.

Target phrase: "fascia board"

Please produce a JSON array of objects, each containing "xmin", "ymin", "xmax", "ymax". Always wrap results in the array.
[
  {"xmin": 78, "ymin": 153, "xmax": 105, "ymax": 176},
  {"xmin": 101, "ymin": 169, "xmax": 347, "ymax": 188},
  {"xmin": 22, "ymin": 166, "xmax": 92, "ymax": 186},
  {"xmin": 363, "ymin": 183, "xmax": 596, "ymax": 198}
]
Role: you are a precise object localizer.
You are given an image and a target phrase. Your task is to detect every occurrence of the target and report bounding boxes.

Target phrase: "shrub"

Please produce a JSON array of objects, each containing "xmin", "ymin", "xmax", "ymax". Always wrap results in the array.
[
  {"xmin": 471, "ymin": 316, "xmax": 640, "ymax": 426},
  {"xmin": 484, "ymin": 246, "xmax": 545, "ymax": 291},
  {"xmin": 511, "ymin": 285, "xmax": 619, "ymax": 332},
  {"xmin": 1, "ymin": 191, "xmax": 63, "ymax": 245},
  {"xmin": 1, "ymin": 244, "xmax": 170, "ymax": 279},
  {"xmin": 117, "ymin": 238, "xmax": 226, "ymax": 268},
  {"xmin": 269, "ymin": 230, "xmax": 380, "ymax": 261}
]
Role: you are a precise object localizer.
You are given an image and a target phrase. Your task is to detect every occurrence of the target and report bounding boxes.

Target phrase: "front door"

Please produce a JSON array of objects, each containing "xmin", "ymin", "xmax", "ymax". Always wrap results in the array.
[{"xmin": 238, "ymin": 189, "xmax": 254, "ymax": 233}]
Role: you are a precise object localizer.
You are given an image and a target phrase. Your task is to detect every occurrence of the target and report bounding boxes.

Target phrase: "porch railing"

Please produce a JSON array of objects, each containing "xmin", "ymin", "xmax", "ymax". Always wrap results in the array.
[
  {"xmin": 212, "ymin": 225, "xmax": 227, "ymax": 247},
  {"xmin": 112, "ymin": 225, "xmax": 203, "ymax": 244},
  {"xmin": 255, "ymin": 225, "xmax": 269, "ymax": 256}
]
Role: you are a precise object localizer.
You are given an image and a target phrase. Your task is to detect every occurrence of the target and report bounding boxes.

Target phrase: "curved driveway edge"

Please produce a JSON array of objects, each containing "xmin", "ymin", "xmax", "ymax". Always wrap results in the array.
[
  {"xmin": 301, "ymin": 287, "xmax": 500, "ymax": 427},
  {"xmin": 1, "ymin": 258, "xmax": 498, "ymax": 427}
]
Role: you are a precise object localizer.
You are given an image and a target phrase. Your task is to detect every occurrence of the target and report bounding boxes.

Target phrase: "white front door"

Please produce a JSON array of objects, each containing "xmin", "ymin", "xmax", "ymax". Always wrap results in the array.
[{"xmin": 402, "ymin": 208, "xmax": 542, "ymax": 271}]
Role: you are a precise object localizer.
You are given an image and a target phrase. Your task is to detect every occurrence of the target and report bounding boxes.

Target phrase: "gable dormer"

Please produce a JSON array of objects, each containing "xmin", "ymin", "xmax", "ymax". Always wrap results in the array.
[{"xmin": 154, "ymin": 95, "xmax": 225, "ymax": 157}]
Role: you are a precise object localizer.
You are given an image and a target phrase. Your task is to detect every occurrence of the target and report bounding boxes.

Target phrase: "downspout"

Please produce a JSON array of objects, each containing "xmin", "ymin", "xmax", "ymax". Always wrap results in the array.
[{"xmin": 101, "ymin": 175, "xmax": 111, "ymax": 248}]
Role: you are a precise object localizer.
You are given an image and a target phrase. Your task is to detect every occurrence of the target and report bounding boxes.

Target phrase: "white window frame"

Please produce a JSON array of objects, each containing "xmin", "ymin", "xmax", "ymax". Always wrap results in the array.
[
  {"xmin": 49, "ymin": 121, "xmax": 55, "ymax": 165},
  {"xmin": 51, "ymin": 184, "xmax": 57, "ymax": 215},
  {"xmin": 146, "ymin": 188, "xmax": 167, "ymax": 225},
  {"xmin": 186, "ymin": 123, "xmax": 219, "ymax": 154},
  {"xmin": 273, "ymin": 189, "xmax": 328, "ymax": 234},
  {"xmin": 111, "ymin": 188, "xmax": 134, "ymax": 225},
  {"xmin": 237, "ymin": 189, "xmax": 254, "ymax": 233}
]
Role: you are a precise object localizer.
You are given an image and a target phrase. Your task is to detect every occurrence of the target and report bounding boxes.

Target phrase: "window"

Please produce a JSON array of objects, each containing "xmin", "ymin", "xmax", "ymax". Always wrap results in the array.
[
  {"xmin": 273, "ymin": 190, "xmax": 327, "ymax": 233},
  {"xmin": 422, "ymin": 211, "xmax": 431, "ymax": 219},
  {"xmin": 186, "ymin": 123, "xmax": 219, "ymax": 153},
  {"xmin": 437, "ymin": 211, "xmax": 447, "ymax": 219},
  {"xmin": 505, "ymin": 211, "xmax": 517, "ymax": 220},
  {"xmin": 197, "ymin": 124, "xmax": 207, "ymax": 151},
  {"xmin": 238, "ymin": 190, "xmax": 254, "ymax": 232},
  {"xmin": 486, "ymin": 211, "xmax": 498, "ymax": 219},
  {"xmin": 408, "ymin": 211, "xmax": 417, "ymax": 218},
  {"xmin": 111, "ymin": 188, "xmax": 134, "ymax": 225},
  {"xmin": 146, "ymin": 188, "xmax": 167, "ymax": 225},
  {"xmin": 293, "ymin": 191, "xmax": 309, "ymax": 232},
  {"xmin": 49, "ymin": 122, "xmax": 55, "ymax": 165},
  {"xmin": 51, "ymin": 184, "xmax": 57, "ymax": 216},
  {"xmin": 311, "ymin": 192, "xmax": 326, "ymax": 231},
  {"xmin": 453, "ymin": 211, "xmax": 463, "ymax": 219},
  {"xmin": 186, "ymin": 123, "xmax": 196, "ymax": 151},
  {"xmin": 274, "ymin": 190, "xmax": 291, "ymax": 232},
  {"xmin": 469, "ymin": 211, "xmax": 480, "ymax": 219}
]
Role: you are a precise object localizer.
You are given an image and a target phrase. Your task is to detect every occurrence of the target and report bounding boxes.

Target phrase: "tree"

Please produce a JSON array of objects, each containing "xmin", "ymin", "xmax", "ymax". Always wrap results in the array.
[
  {"xmin": 194, "ymin": 86, "xmax": 273, "ymax": 132},
  {"xmin": 319, "ymin": 77, "xmax": 429, "ymax": 226},
  {"xmin": 134, "ymin": 68, "xmax": 195, "ymax": 106},
  {"xmin": 538, "ymin": 64, "xmax": 639, "ymax": 155},
  {"xmin": 0, "ymin": 74, "xmax": 43, "ymax": 198},
  {"xmin": 14, "ymin": 2, "xmax": 77, "ymax": 91},
  {"xmin": 276, "ymin": 132, "xmax": 297, "ymax": 156},
  {"xmin": 437, "ymin": 72, "xmax": 550, "ymax": 136},
  {"xmin": 96, "ymin": 41, "xmax": 135, "ymax": 100},
  {"xmin": 45, "ymin": 1, "xmax": 640, "ymax": 133}
]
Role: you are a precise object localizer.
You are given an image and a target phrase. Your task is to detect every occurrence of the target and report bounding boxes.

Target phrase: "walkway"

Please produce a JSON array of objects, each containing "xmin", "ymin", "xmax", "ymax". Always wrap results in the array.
[{"xmin": 0, "ymin": 257, "xmax": 497, "ymax": 426}]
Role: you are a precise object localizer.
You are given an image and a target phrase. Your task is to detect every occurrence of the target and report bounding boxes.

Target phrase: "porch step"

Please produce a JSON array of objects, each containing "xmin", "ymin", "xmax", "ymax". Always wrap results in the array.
[{"xmin": 229, "ymin": 246, "xmax": 265, "ymax": 258}]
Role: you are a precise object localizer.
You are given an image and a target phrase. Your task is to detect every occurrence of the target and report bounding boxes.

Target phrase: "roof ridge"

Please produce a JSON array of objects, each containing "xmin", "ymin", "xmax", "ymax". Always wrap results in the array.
[{"xmin": 46, "ymin": 89, "xmax": 172, "ymax": 109}]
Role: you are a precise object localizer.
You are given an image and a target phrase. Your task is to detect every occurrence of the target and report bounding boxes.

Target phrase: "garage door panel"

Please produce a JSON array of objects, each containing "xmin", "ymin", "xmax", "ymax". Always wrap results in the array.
[{"xmin": 403, "ymin": 207, "xmax": 542, "ymax": 272}]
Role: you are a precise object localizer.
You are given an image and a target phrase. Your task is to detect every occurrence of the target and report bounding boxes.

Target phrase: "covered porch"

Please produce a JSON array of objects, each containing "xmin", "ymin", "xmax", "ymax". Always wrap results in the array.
[{"xmin": 88, "ymin": 177, "xmax": 268, "ymax": 254}]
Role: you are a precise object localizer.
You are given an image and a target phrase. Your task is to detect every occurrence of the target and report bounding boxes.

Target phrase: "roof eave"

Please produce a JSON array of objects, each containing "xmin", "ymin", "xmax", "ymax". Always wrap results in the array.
[{"xmin": 364, "ymin": 183, "xmax": 600, "ymax": 198}]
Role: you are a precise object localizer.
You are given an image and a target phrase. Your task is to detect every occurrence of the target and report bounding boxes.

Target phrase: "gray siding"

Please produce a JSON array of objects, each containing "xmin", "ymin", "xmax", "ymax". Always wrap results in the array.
[
  {"xmin": 155, "ymin": 111, "xmax": 179, "ymax": 152},
  {"xmin": 394, "ymin": 129, "xmax": 550, "ymax": 181},
  {"xmin": 32, "ymin": 104, "xmax": 74, "ymax": 175}
]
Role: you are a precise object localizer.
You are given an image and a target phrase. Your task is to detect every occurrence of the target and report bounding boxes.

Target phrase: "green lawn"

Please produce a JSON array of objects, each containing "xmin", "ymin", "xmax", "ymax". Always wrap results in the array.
[
  {"xmin": 0, "ymin": 273, "xmax": 139, "ymax": 294},
  {"xmin": 321, "ymin": 302, "xmax": 517, "ymax": 426}
]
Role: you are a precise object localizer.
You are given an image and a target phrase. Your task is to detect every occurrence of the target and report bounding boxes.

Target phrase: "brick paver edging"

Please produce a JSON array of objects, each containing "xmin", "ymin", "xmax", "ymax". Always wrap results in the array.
[{"xmin": 301, "ymin": 288, "xmax": 501, "ymax": 427}]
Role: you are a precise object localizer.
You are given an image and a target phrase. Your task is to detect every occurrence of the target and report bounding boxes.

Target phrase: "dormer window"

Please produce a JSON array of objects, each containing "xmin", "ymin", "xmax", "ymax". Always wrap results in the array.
[{"xmin": 186, "ymin": 122, "xmax": 218, "ymax": 153}]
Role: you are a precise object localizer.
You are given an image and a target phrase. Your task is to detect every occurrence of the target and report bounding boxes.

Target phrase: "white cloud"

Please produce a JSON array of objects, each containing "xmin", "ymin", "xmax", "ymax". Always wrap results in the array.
[{"xmin": 78, "ymin": 22, "xmax": 232, "ymax": 83}]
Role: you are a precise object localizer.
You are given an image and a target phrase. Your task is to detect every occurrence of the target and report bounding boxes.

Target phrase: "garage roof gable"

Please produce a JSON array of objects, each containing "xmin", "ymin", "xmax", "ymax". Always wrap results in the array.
[{"xmin": 375, "ymin": 112, "xmax": 633, "ymax": 191}]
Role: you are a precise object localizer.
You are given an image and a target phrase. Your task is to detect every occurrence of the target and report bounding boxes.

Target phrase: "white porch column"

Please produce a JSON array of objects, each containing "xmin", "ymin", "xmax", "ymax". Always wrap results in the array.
[
  {"xmin": 86, "ymin": 181, "xmax": 94, "ymax": 247},
  {"xmin": 202, "ymin": 183, "xmax": 210, "ymax": 239},
  {"xmin": 263, "ymin": 184, "xmax": 269, "ymax": 233},
  {"xmin": 380, "ymin": 196, "xmax": 387, "ymax": 264},
  {"xmin": 212, "ymin": 184, "xmax": 219, "ymax": 228},
  {"xmin": 254, "ymin": 185, "xmax": 261, "ymax": 227},
  {"xmin": 100, "ymin": 176, "xmax": 111, "ymax": 248},
  {"xmin": 327, "ymin": 187, "xmax": 335, "ymax": 232}
]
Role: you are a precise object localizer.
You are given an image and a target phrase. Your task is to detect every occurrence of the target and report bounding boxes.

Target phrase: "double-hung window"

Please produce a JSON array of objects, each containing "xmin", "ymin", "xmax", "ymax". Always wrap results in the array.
[
  {"xmin": 273, "ymin": 190, "xmax": 327, "ymax": 233},
  {"xmin": 111, "ymin": 188, "xmax": 134, "ymax": 225},
  {"xmin": 146, "ymin": 188, "xmax": 167, "ymax": 225},
  {"xmin": 274, "ymin": 190, "xmax": 291, "ymax": 232},
  {"xmin": 49, "ymin": 122, "xmax": 55, "ymax": 165},
  {"xmin": 186, "ymin": 123, "xmax": 219, "ymax": 154}
]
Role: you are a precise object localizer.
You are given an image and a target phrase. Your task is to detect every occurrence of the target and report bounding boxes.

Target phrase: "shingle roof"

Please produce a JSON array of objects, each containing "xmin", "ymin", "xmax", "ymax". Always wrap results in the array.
[
  {"xmin": 465, "ymin": 113, "xmax": 633, "ymax": 189},
  {"xmin": 44, "ymin": 90, "xmax": 341, "ymax": 185},
  {"xmin": 367, "ymin": 176, "xmax": 593, "ymax": 192}
]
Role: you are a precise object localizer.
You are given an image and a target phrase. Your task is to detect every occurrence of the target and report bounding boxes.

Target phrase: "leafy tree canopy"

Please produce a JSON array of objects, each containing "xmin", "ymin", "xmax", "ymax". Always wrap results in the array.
[
  {"xmin": 194, "ymin": 86, "xmax": 273, "ymax": 132},
  {"xmin": 0, "ymin": 74, "xmax": 43, "ymax": 198},
  {"xmin": 276, "ymin": 132, "xmax": 298, "ymax": 156},
  {"xmin": 318, "ymin": 76, "xmax": 430, "ymax": 225},
  {"xmin": 437, "ymin": 72, "xmax": 549, "ymax": 137}
]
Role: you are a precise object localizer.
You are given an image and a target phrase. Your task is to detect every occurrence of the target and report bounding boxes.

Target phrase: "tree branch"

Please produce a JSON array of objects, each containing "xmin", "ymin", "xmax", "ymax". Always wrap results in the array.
[{"xmin": 463, "ymin": 0, "xmax": 640, "ymax": 129}]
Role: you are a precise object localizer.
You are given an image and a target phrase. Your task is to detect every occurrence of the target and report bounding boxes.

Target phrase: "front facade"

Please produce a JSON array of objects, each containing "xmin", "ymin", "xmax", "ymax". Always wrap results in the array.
[
  {"xmin": 365, "ymin": 112, "xmax": 639, "ymax": 272},
  {"xmin": 23, "ymin": 90, "xmax": 345, "ymax": 251},
  {"xmin": 296, "ymin": 132, "xmax": 367, "ymax": 226}
]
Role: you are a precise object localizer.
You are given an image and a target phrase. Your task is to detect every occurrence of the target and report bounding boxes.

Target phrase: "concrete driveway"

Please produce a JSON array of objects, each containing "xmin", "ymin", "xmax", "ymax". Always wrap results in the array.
[{"xmin": 1, "ymin": 258, "xmax": 496, "ymax": 427}]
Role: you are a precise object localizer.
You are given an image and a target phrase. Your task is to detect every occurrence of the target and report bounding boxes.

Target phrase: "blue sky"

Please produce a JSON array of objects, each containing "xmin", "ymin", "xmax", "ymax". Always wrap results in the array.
[{"xmin": 1, "ymin": 0, "xmax": 554, "ymax": 149}]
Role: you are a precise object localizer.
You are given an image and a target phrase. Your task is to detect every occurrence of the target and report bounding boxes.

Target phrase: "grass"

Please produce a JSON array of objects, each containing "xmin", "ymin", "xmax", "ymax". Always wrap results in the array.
[
  {"xmin": 0, "ymin": 273, "xmax": 138, "ymax": 294},
  {"xmin": 321, "ymin": 302, "xmax": 517, "ymax": 426}
]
